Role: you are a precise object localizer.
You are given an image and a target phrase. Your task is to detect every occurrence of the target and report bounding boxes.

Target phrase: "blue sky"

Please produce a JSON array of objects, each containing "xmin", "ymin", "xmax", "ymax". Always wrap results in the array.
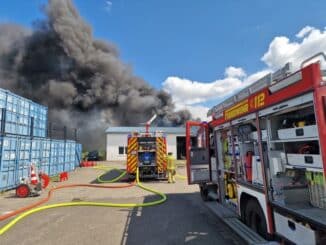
[{"xmin": 1, "ymin": 0, "xmax": 326, "ymax": 119}]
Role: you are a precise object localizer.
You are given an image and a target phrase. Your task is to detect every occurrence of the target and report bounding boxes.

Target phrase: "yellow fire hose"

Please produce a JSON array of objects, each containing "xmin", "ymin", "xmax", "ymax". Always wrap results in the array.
[
  {"xmin": 0, "ymin": 167, "xmax": 166, "ymax": 235},
  {"xmin": 95, "ymin": 166, "xmax": 128, "ymax": 183},
  {"xmin": 175, "ymin": 174, "xmax": 187, "ymax": 180}
]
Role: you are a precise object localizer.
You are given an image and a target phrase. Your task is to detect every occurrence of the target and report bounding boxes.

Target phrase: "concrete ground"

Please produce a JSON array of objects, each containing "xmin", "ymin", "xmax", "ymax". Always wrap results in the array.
[{"xmin": 0, "ymin": 162, "xmax": 244, "ymax": 245}]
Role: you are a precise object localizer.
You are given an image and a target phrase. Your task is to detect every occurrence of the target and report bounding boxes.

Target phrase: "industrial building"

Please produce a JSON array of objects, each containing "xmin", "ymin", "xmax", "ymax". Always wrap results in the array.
[{"xmin": 105, "ymin": 127, "xmax": 187, "ymax": 161}]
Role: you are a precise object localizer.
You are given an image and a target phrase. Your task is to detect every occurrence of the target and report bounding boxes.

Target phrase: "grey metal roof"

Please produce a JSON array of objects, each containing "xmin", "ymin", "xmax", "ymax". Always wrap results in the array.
[{"xmin": 105, "ymin": 126, "xmax": 186, "ymax": 134}]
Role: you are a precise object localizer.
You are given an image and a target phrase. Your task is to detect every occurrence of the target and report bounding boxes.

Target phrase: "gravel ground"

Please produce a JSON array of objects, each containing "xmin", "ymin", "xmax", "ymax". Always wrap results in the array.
[{"xmin": 0, "ymin": 161, "xmax": 244, "ymax": 245}]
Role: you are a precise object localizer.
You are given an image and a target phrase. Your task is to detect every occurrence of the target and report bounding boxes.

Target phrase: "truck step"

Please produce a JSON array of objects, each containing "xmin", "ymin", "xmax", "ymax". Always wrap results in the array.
[
  {"xmin": 207, "ymin": 191, "xmax": 218, "ymax": 201},
  {"xmin": 224, "ymin": 218, "xmax": 270, "ymax": 245},
  {"xmin": 205, "ymin": 202, "xmax": 237, "ymax": 218},
  {"xmin": 205, "ymin": 202, "xmax": 278, "ymax": 245}
]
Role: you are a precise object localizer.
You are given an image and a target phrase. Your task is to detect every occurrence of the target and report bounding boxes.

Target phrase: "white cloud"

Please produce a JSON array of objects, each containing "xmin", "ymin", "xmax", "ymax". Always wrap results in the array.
[
  {"xmin": 225, "ymin": 66, "xmax": 246, "ymax": 78},
  {"xmin": 163, "ymin": 68, "xmax": 270, "ymax": 115},
  {"xmin": 163, "ymin": 72, "xmax": 242, "ymax": 105},
  {"xmin": 262, "ymin": 26, "xmax": 326, "ymax": 70},
  {"xmin": 163, "ymin": 26, "xmax": 326, "ymax": 120},
  {"xmin": 105, "ymin": 1, "xmax": 113, "ymax": 12},
  {"xmin": 243, "ymin": 69, "xmax": 271, "ymax": 86},
  {"xmin": 296, "ymin": 26, "xmax": 314, "ymax": 38}
]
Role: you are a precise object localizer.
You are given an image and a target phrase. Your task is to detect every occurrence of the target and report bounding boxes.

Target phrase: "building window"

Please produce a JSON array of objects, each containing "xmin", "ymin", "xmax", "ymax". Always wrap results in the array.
[
  {"xmin": 125, "ymin": 147, "xmax": 128, "ymax": 154},
  {"xmin": 118, "ymin": 146, "xmax": 124, "ymax": 155}
]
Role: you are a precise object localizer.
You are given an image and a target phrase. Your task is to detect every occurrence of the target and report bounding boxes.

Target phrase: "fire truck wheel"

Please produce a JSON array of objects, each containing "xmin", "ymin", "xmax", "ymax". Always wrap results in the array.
[
  {"xmin": 128, "ymin": 174, "xmax": 135, "ymax": 181},
  {"xmin": 244, "ymin": 199, "xmax": 268, "ymax": 239},
  {"xmin": 200, "ymin": 185, "xmax": 209, "ymax": 202},
  {"xmin": 16, "ymin": 184, "xmax": 30, "ymax": 198}
]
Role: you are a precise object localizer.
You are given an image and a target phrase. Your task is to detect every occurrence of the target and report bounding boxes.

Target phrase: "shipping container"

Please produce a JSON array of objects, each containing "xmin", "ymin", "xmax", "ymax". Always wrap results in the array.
[
  {"xmin": 58, "ymin": 140, "xmax": 65, "ymax": 165},
  {"xmin": 75, "ymin": 143, "xmax": 82, "ymax": 167},
  {"xmin": 0, "ymin": 88, "xmax": 83, "ymax": 189},
  {"xmin": 58, "ymin": 140, "xmax": 65, "ymax": 172},
  {"xmin": 31, "ymin": 138, "xmax": 42, "ymax": 166},
  {"xmin": 0, "ymin": 136, "xmax": 18, "ymax": 190},
  {"xmin": 4, "ymin": 92, "xmax": 31, "ymax": 136},
  {"xmin": 50, "ymin": 140, "xmax": 66, "ymax": 175},
  {"xmin": 0, "ymin": 89, "xmax": 7, "ymax": 132},
  {"xmin": 64, "ymin": 140, "xmax": 76, "ymax": 172},
  {"xmin": 40, "ymin": 139, "xmax": 51, "ymax": 175},
  {"xmin": 0, "ymin": 88, "xmax": 83, "ymax": 190},
  {"xmin": 0, "ymin": 89, "xmax": 48, "ymax": 138},
  {"xmin": 0, "ymin": 88, "xmax": 6, "ymax": 109},
  {"xmin": 31, "ymin": 138, "xmax": 50, "ymax": 175},
  {"xmin": 16, "ymin": 137, "xmax": 31, "ymax": 182},
  {"xmin": 49, "ymin": 140, "xmax": 59, "ymax": 176},
  {"xmin": 30, "ymin": 102, "xmax": 48, "ymax": 138}
]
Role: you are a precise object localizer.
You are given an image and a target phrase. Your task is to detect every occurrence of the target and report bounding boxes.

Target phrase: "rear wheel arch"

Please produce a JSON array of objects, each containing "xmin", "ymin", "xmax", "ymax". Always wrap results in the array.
[
  {"xmin": 199, "ymin": 183, "xmax": 217, "ymax": 202},
  {"xmin": 240, "ymin": 194, "xmax": 268, "ymax": 239},
  {"xmin": 240, "ymin": 192, "xmax": 252, "ymax": 221}
]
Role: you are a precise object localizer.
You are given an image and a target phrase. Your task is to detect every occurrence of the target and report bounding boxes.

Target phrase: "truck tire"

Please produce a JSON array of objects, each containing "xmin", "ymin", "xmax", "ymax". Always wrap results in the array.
[
  {"xmin": 128, "ymin": 174, "xmax": 136, "ymax": 182},
  {"xmin": 244, "ymin": 199, "xmax": 268, "ymax": 239},
  {"xmin": 200, "ymin": 185, "xmax": 209, "ymax": 202}
]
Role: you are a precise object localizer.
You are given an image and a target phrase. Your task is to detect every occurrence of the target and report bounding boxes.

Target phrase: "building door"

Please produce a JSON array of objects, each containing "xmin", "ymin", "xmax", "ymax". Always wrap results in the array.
[
  {"xmin": 176, "ymin": 136, "xmax": 186, "ymax": 160},
  {"xmin": 176, "ymin": 136, "xmax": 196, "ymax": 160}
]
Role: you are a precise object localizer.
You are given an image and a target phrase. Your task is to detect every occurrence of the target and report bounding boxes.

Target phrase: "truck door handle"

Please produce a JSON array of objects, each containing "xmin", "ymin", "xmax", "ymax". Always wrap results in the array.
[
  {"xmin": 272, "ymin": 104, "xmax": 288, "ymax": 111},
  {"xmin": 279, "ymin": 104, "xmax": 288, "ymax": 109}
]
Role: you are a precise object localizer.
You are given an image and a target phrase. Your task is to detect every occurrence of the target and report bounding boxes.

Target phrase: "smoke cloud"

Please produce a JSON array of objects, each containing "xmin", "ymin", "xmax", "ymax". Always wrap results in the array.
[{"xmin": 0, "ymin": 0, "xmax": 191, "ymax": 150}]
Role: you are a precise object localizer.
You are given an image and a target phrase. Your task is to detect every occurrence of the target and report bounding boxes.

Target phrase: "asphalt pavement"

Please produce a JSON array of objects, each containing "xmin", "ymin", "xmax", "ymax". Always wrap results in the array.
[{"xmin": 0, "ymin": 162, "xmax": 244, "ymax": 245}]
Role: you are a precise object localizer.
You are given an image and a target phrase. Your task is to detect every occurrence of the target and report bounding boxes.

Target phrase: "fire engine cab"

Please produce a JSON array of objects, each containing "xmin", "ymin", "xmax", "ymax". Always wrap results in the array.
[{"xmin": 186, "ymin": 53, "xmax": 326, "ymax": 244}]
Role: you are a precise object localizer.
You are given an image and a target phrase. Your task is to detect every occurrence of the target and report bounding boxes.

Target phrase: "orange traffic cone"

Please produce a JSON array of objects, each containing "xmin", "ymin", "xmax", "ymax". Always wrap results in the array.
[{"xmin": 30, "ymin": 164, "xmax": 38, "ymax": 185}]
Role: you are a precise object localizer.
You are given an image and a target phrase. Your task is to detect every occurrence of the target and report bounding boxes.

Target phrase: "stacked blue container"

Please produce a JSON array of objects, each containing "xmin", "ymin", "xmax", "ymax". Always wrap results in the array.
[
  {"xmin": 40, "ymin": 139, "xmax": 51, "ymax": 175},
  {"xmin": 3, "ymin": 92, "xmax": 31, "ymax": 136},
  {"xmin": 30, "ymin": 102, "xmax": 48, "ymax": 138},
  {"xmin": 0, "ymin": 89, "xmax": 7, "ymax": 127},
  {"xmin": 57, "ymin": 141, "xmax": 65, "ymax": 173},
  {"xmin": 64, "ymin": 140, "xmax": 76, "ymax": 171},
  {"xmin": 17, "ymin": 137, "xmax": 31, "ymax": 182},
  {"xmin": 49, "ymin": 140, "xmax": 59, "ymax": 176},
  {"xmin": 31, "ymin": 138, "xmax": 42, "ymax": 170},
  {"xmin": 0, "ymin": 89, "xmax": 82, "ymax": 191},
  {"xmin": 0, "ymin": 136, "xmax": 18, "ymax": 190},
  {"xmin": 75, "ymin": 143, "xmax": 82, "ymax": 167}
]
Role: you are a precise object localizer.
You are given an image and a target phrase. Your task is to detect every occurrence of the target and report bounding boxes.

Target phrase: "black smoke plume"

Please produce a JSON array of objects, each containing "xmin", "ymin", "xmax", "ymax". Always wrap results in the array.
[{"xmin": 0, "ymin": 0, "xmax": 191, "ymax": 150}]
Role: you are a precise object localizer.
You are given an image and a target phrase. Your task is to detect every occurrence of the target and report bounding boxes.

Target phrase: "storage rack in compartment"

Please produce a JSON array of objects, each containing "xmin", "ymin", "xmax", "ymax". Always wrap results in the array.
[
  {"xmin": 223, "ymin": 130, "xmax": 237, "ymax": 174},
  {"xmin": 267, "ymin": 103, "xmax": 326, "ymax": 210},
  {"xmin": 221, "ymin": 129, "xmax": 238, "ymax": 211},
  {"xmin": 237, "ymin": 121, "xmax": 265, "ymax": 187},
  {"xmin": 269, "ymin": 104, "xmax": 321, "ymax": 171}
]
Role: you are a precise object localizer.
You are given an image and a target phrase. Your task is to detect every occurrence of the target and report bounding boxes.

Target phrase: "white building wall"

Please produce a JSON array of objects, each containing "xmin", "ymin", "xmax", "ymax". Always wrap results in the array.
[
  {"xmin": 166, "ymin": 134, "xmax": 184, "ymax": 157},
  {"xmin": 106, "ymin": 132, "xmax": 185, "ymax": 161},
  {"xmin": 106, "ymin": 133, "xmax": 129, "ymax": 161}
]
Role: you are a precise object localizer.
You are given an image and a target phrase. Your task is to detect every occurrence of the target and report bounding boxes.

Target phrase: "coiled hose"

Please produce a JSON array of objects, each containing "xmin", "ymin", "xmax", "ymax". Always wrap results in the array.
[{"xmin": 0, "ymin": 166, "xmax": 166, "ymax": 235}]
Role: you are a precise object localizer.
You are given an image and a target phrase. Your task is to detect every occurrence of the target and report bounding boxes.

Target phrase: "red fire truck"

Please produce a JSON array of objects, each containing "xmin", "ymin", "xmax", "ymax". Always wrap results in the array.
[{"xmin": 186, "ymin": 53, "xmax": 326, "ymax": 244}]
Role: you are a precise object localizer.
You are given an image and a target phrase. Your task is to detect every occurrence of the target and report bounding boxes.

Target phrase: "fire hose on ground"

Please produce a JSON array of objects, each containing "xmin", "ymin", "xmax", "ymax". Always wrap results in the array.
[
  {"xmin": 175, "ymin": 174, "xmax": 187, "ymax": 180},
  {"xmin": 0, "ymin": 166, "xmax": 167, "ymax": 235},
  {"xmin": 0, "ymin": 167, "xmax": 133, "ymax": 222}
]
